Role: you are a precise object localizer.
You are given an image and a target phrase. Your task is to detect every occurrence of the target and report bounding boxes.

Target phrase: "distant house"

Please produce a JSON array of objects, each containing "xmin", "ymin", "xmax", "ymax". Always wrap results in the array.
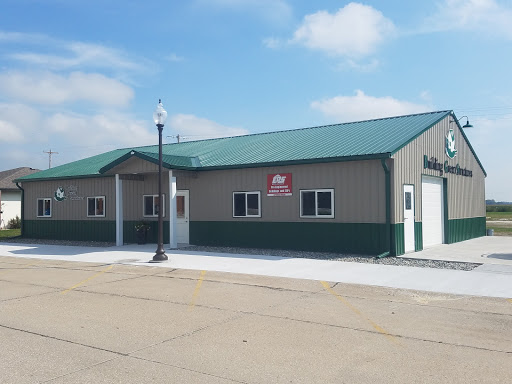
[{"xmin": 0, "ymin": 167, "xmax": 40, "ymax": 229}]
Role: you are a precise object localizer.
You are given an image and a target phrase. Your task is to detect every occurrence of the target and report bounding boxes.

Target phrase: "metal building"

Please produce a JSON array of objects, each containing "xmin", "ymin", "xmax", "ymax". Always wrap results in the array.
[{"xmin": 15, "ymin": 110, "xmax": 486, "ymax": 256}]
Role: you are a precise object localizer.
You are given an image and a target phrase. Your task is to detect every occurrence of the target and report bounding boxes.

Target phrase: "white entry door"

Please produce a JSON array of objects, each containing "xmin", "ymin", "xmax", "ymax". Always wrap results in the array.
[
  {"xmin": 176, "ymin": 190, "xmax": 189, "ymax": 244},
  {"xmin": 422, "ymin": 176, "xmax": 444, "ymax": 248},
  {"xmin": 403, "ymin": 185, "xmax": 415, "ymax": 253}
]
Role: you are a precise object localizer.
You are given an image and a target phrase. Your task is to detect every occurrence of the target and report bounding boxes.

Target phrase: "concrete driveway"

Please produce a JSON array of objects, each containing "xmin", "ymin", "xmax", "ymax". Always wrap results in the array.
[
  {"xmin": 1, "ymin": 256, "xmax": 511, "ymax": 383},
  {"xmin": 402, "ymin": 236, "xmax": 512, "ymax": 266}
]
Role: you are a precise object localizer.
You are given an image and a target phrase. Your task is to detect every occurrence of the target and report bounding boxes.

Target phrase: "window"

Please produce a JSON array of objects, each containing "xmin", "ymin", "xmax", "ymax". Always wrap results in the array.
[
  {"xmin": 143, "ymin": 194, "xmax": 165, "ymax": 217},
  {"xmin": 87, "ymin": 196, "xmax": 105, "ymax": 217},
  {"xmin": 300, "ymin": 189, "xmax": 334, "ymax": 218},
  {"xmin": 405, "ymin": 192, "xmax": 412, "ymax": 211},
  {"xmin": 233, "ymin": 191, "xmax": 261, "ymax": 217},
  {"xmin": 37, "ymin": 198, "xmax": 52, "ymax": 217},
  {"xmin": 176, "ymin": 195, "xmax": 185, "ymax": 218}
]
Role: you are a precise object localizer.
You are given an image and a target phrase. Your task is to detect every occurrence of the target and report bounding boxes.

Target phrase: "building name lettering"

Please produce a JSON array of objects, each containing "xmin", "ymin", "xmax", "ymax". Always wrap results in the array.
[
  {"xmin": 67, "ymin": 185, "xmax": 84, "ymax": 201},
  {"xmin": 423, "ymin": 155, "xmax": 472, "ymax": 177}
]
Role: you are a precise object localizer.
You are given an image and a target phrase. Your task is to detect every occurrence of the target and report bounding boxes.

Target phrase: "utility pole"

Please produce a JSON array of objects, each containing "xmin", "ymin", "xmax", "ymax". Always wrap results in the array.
[{"xmin": 43, "ymin": 149, "xmax": 59, "ymax": 169}]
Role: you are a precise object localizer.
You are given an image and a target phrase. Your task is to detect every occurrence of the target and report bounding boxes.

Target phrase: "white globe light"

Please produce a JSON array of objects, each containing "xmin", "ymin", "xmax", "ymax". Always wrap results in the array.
[{"xmin": 153, "ymin": 99, "xmax": 168, "ymax": 125}]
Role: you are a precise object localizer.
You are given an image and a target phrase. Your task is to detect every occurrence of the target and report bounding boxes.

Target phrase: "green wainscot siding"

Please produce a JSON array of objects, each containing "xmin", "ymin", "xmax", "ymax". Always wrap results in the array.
[
  {"xmin": 415, "ymin": 221, "xmax": 423, "ymax": 251},
  {"xmin": 446, "ymin": 217, "xmax": 486, "ymax": 244},
  {"xmin": 190, "ymin": 221, "xmax": 388, "ymax": 255},
  {"xmin": 391, "ymin": 223, "xmax": 404, "ymax": 256},
  {"xmin": 24, "ymin": 220, "xmax": 116, "ymax": 242},
  {"xmin": 390, "ymin": 222, "xmax": 423, "ymax": 256}
]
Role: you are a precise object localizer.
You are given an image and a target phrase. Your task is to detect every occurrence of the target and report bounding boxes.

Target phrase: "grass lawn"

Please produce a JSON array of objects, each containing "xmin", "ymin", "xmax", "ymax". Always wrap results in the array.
[
  {"xmin": 0, "ymin": 228, "xmax": 21, "ymax": 239},
  {"xmin": 486, "ymin": 211, "xmax": 512, "ymax": 221},
  {"xmin": 486, "ymin": 226, "xmax": 512, "ymax": 236}
]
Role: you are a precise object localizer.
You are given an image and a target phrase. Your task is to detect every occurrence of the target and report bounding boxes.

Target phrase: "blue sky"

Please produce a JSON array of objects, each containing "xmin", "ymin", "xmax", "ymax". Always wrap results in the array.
[{"xmin": 0, "ymin": 0, "xmax": 511, "ymax": 200}]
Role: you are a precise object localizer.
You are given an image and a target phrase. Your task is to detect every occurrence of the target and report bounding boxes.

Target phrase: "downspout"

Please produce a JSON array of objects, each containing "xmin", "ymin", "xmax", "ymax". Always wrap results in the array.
[
  {"xmin": 377, "ymin": 158, "xmax": 391, "ymax": 258},
  {"xmin": 16, "ymin": 182, "xmax": 24, "ymax": 237}
]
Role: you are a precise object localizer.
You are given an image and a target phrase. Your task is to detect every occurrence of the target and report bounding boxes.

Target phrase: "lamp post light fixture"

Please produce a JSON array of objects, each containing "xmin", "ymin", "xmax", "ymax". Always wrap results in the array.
[{"xmin": 152, "ymin": 99, "xmax": 168, "ymax": 262}]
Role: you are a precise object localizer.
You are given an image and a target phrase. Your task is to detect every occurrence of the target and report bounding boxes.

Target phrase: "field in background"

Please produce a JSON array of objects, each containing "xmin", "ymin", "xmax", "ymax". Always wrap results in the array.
[{"xmin": 486, "ymin": 206, "xmax": 512, "ymax": 236}]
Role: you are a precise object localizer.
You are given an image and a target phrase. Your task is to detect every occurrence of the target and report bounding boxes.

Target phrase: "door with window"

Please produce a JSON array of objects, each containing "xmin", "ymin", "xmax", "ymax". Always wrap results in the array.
[
  {"xmin": 403, "ymin": 185, "xmax": 415, "ymax": 253},
  {"xmin": 176, "ymin": 190, "xmax": 189, "ymax": 244}
]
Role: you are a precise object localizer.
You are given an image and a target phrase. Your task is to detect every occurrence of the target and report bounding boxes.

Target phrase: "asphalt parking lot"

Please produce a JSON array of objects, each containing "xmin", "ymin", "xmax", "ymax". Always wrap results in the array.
[{"xmin": 1, "ymin": 255, "xmax": 511, "ymax": 383}]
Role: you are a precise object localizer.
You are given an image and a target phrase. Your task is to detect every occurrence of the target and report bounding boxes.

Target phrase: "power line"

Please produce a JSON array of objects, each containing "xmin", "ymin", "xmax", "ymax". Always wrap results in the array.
[{"xmin": 167, "ymin": 134, "xmax": 189, "ymax": 143}]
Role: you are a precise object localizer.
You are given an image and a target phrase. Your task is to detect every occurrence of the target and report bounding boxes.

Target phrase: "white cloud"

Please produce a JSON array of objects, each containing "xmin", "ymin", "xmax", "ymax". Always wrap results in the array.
[
  {"xmin": 0, "ymin": 31, "xmax": 51, "ymax": 43},
  {"xmin": 0, "ymin": 120, "xmax": 23, "ymax": 142},
  {"xmin": 291, "ymin": 3, "xmax": 395, "ymax": 57},
  {"xmin": 0, "ymin": 102, "xmax": 157, "ymax": 170},
  {"xmin": 43, "ymin": 112, "xmax": 156, "ymax": 147},
  {"xmin": 1, "ymin": 31, "xmax": 153, "ymax": 74},
  {"xmin": 422, "ymin": 0, "xmax": 512, "ymax": 38},
  {"xmin": 0, "ymin": 103, "xmax": 43, "ymax": 143},
  {"xmin": 311, "ymin": 90, "xmax": 431, "ymax": 122},
  {"xmin": 262, "ymin": 37, "xmax": 282, "ymax": 49},
  {"xmin": 0, "ymin": 71, "xmax": 134, "ymax": 107},
  {"xmin": 168, "ymin": 114, "xmax": 249, "ymax": 140}
]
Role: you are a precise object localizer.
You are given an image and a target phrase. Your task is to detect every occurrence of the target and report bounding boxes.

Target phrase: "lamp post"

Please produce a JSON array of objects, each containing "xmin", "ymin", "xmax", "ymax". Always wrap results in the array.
[{"xmin": 152, "ymin": 99, "xmax": 168, "ymax": 262}]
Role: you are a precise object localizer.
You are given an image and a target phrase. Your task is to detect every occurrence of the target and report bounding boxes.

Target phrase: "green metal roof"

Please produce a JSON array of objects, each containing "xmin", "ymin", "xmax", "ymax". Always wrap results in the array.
[{"xmin": 17, "ymin": 110, "xmax": 485, "ymax": 181}]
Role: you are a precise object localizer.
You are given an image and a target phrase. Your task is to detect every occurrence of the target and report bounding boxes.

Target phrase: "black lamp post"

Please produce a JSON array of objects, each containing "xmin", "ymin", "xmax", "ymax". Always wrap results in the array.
[{"xmin": 152, "ymin": 99, "xmax": 168, "ymax": 262}]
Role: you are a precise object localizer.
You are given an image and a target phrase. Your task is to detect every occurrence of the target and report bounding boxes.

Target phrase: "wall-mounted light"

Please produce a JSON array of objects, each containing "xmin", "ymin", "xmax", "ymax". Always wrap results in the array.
[{"xmin": 451, "ymin": 115, "xmax": 473, "ymax": 128}]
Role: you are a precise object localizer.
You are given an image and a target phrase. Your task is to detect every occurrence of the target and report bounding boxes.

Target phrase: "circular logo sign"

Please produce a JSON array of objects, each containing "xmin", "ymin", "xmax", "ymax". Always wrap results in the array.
[{"xmin": 54, "ymin": 187, "xmax": 66, "ymax": 202}]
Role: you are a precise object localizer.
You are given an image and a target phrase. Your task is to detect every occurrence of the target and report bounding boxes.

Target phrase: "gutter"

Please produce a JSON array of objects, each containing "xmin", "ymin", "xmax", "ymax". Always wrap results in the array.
[
  {"xmin": 15, "ymin": 182, "xmax": 24, "ymax": 237},
  {"xmin": 379, "ymin": 158, "xmax": 392, "ymax": 258}
]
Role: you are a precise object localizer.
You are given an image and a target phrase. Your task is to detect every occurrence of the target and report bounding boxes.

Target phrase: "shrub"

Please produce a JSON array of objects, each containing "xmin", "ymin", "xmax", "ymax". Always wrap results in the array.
[{"xmin": 7, "ymin": 215, "xmax": 21, "ymax": 229}]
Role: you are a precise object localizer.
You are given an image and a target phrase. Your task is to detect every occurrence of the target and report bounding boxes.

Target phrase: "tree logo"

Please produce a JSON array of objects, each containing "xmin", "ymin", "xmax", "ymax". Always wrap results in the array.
[
  {"xmin": 445, "ymin": 129, "xmax": 457, "ymax": 159},
  {"xmin": 54, "ymin": 187, "xmax": 66, "ymax": 202}
]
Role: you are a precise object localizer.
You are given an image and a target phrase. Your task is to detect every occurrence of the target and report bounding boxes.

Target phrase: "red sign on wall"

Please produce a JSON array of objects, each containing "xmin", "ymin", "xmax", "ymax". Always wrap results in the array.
[{"xmin": 267, "ymin": 173, "xmax": 292, "ymax": 196}]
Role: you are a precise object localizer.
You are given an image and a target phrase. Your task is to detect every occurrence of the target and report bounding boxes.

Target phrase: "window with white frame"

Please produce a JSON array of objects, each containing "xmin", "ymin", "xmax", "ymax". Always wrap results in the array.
[
  {"xmin": 37, "ymin": 198, "xmax": 52, "ymax": 217},
  {"xmin": 143, "ymin": 194, "xmax": 165, "ymax": 217},
  {"xmin": 233, "ymin": 191, "xmax": 261, "ymax": 217},
  {"xmin": 87, "ymin": 196, "xmax": 105, "ymax": 217},
  {"xmin": 300, "ymin": 189, "xmax": 334, "ymax": 218}
]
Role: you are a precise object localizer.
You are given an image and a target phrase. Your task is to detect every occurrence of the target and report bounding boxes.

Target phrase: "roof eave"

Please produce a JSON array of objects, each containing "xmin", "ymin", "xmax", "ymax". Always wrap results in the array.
[
  {"xmin": 390, "ymin": 111, "xmax": 451, "ymax": 157},
  {"xmin": 198, "ymin": 153, "xmax": 391, "ymax": 171}
]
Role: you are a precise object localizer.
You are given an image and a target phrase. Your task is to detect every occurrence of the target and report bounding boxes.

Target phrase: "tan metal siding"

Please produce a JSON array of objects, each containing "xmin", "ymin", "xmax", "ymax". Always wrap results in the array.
[
  {"xmin": 392, "ymin": 116, "xmax": 485, "ymax": 223},
  {"xmin": 186, "ymin": 160, "xmax": 385, "ymax": 223},
  {"xmin": 21, "ymin": 160, "xmax": 386, "ymax": 224},
  {"xmin": 105, "ymin": 156, "xmax": 160, "ymax": 174},
  {"xmin": 22, "ymin": 177, "xmax": 115, "ymax": 220},
  {"xmin": 121, "ymin": 171, "xmax": 194, "ymax": 221}
]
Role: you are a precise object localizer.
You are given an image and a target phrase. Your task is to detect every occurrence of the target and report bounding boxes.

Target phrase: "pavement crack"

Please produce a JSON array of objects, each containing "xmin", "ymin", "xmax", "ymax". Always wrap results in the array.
[
  {"xmin": 40, "ymin": 356, "xmax": 123, "ymax": 383},
  {"xmin": 249, "ymin": 312, "xmax": 512, "ymax": 354},
  {"xmin": 0, "ymin": 289, "xmax": 60, "ymax": 303},
  {"xmin": 129, "ymin": 356, "xmax": 249, "ymax": 383},
  {"xmin": 0, "ymin": 324, "xmax": 126, "ymax": 356}
]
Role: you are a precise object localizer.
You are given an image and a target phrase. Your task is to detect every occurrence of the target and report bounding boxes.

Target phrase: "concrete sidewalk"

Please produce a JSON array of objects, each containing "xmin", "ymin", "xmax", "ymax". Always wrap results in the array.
[{"xmin": 1, "ymin": 237, "xmax": 512, "ymax": 299}]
